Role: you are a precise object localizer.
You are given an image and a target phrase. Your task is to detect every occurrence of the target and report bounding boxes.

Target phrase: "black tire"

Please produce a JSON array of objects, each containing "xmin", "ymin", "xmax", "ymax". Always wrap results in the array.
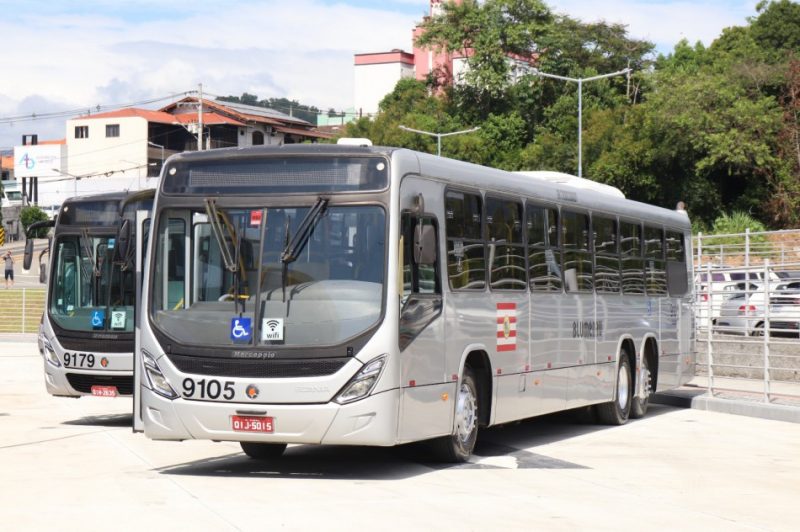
[
  {"xmin": 240, "ymin": 442, "xmax": 287, "ymax": 460},
  {"xmin": 597, "ymin": 354, "xmax": 633, "ymax": 425},
  {"xmin": 751, "ymin": 323, "xmax": 764, "ymax": 337},
  {"xmin": 430, "ymin": 367, "xmax": 479, "ymax": 463},
  {"xmin": 630, "ymin": 354, "xmax": 652, "ymax": 419}
]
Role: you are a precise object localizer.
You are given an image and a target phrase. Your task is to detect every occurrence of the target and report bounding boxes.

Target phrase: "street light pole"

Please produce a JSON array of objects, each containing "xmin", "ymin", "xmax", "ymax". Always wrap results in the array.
[
  {"xmin": 51, "ymin": 168, "xmax": 86, "ymax": 197},
  {"xmin": 398, "ymin": 125, "xmax": 480, "ymax": 157},
  {"xmin": 531, "ymin": 68, "xmax": 630, "ymax": 177}
]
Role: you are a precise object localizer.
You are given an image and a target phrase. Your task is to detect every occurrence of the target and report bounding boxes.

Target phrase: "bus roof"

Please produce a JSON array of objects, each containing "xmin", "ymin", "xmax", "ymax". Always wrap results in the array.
[{"xmin": 160, "ymin": 145, "xmax": 690, "ymax": 230}]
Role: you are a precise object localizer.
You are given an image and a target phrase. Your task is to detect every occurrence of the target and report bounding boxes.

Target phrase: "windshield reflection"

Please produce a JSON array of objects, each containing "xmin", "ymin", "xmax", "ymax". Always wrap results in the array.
[
  {"xmin": 50, "ymin": 235, "xmax": 135, "ymax": 332},
  {"xmin": 151, "ymin": 205, "xmax": 386, "ymax": 348}
]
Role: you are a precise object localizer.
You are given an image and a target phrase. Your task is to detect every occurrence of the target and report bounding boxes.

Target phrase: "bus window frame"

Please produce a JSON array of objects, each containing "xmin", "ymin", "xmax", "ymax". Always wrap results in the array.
[
  {"xmin": 592, "ymin": 213, "xmax": 621, "ymax": 295},
  {"xmin": 485, "ymin": 194, "xmax": 526, "ymax": 292},
  {"xmin": 525, "ymin": 199, "xmax": 563, "ymax": 293},
  {"xmin": 561, "ymin": 208, "xmax": 594, "ymax": 293},
  {"xmin": 444, "ymin": 187, "xmax": 487, "ymax": 292}
]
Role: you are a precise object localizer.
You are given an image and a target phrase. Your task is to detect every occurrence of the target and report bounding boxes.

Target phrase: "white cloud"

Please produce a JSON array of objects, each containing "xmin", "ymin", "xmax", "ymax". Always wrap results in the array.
[
  {"xmin": 0, "ymin": 0, "xmax": 420, "ymax": 148},
  {"xmin": 549, "ymin": 0, "xmax": 757, "ymax": 52},
  {"xmin": 0, "ymin": 0, "xmax": 765, "ymax": 149}
]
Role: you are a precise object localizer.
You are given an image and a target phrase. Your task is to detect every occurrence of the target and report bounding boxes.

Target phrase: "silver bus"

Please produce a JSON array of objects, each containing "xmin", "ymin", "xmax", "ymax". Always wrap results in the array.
[
  {"xmin": 135, "ymin": 145, "xmax": 694, "ymax": 461},
  {"xmin": 26, "ymin": 191, "xmax": 152, "ymax": 398}
]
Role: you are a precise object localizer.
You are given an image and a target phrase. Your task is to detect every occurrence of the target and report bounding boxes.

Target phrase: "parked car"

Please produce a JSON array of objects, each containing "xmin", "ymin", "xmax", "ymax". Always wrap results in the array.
[
  {"xmin": 767, "ymin": 284, "xmax": 800, "ymax": 337},
  {"xmin": 696, "ymin": 270, "xmax": 774, "ymax": 329},
  {"xmin": 715, "ymin": 281, "xmax": 800, "ymax": 337}
]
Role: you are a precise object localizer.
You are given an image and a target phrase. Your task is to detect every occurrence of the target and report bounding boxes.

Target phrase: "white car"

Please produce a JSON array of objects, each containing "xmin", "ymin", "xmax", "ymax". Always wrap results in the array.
[
  {"xmin": 715, "ymin": 281, "xmax": 800, "ymax": 336},
  {"xmin": 695, "ymin": 270, "xmax": 778, "ymax": 329}
]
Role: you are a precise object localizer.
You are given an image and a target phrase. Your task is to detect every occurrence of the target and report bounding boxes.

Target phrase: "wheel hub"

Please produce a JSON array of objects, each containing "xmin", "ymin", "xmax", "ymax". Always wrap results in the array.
[
  {"xmin": 455, "ymin": 381, "xmax": 476, "ymax": 443},
  {"xmin": 617, "ymin": 364, "xmax": 630, "ymax": 410}
]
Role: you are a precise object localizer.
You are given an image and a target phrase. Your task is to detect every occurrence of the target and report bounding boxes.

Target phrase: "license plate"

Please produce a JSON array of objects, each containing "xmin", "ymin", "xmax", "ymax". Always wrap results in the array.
[
  {"xmin": 232, "ymin": 415, "xmax": 274, "ymax": 433},
  {"xmin": 91, "ymin": 385, "xmax": 118, "ymax": 397}
]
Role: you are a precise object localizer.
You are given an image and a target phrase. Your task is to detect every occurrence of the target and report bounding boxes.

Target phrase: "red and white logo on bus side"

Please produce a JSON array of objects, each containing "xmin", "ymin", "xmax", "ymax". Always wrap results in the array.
[{"xmin": 496, "ymin": 303, "xmax": 517, "ymax": 352}]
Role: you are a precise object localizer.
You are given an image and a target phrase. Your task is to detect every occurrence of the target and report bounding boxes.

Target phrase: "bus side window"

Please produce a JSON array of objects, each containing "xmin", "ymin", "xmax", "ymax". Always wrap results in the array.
[
  {"xmin": 401, "ymin": 213, "xmax": 441, "ymax": 300},
  {"xmin": 562, "ymin": 210, "xmax": 593, "ymax": 292},
  {"xmin": 527, "ymin": 204, "xmax": 562, "ymax": 291},
  {"xmin": 399, "ymin": 212, "xmax": 442, "ymax": 351},
  {"xmin": 620, "ymin": 221, "xmax": 645, "ymax": 295},
  {"xmin": 645, "ymin": 226, "xmax": 667, "ymax": 296},
  {"xmin": 486, "ymin": 197, "xmax": 525, "ymax": 291},
  {"xmin": 666, "ymin": 230, "xmax": 688, "ymax": 296},
  {"xmin": 445, "ymin": 190, "xmax": 485, "ymax": 290},
  {"xmin": 594, "ymin": 215, "xmax": 620, "ymax": 294},
  {"xmin": 153, "ymin": 218, "xmax": 186, "ymax": 311}
]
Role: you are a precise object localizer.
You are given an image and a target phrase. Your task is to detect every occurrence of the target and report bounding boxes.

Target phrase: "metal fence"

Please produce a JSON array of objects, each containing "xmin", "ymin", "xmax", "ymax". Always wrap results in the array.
[
  {"xmin": 0, "ymin": 288, "xmax": 46, "ymax": 334},
  {"xmin": 692, "ymin": 230, "xmax": 800, "ymax": 406}
]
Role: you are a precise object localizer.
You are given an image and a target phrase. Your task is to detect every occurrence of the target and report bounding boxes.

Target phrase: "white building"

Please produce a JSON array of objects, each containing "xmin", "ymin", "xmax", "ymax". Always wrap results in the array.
[
  {"xmin": 9, "ymin": 97, "xmax": 331, "ymax": 210},
  {"xmin": 353, "ymin": 50, "xmax": 415, "ymax": 118},
  {"xmin": 353, "ymin": 0, "xmax": 535, "ymax": 118}
]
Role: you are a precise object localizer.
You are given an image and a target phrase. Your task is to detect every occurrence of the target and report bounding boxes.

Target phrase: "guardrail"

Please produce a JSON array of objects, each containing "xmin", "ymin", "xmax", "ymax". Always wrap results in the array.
[
  {"xmin": 0, "ymin": 288, "xmax": 45, "ymax": 334},
  {"xmin": 692, "ymin": 255, "xmax": 800, "ymax": 406}
]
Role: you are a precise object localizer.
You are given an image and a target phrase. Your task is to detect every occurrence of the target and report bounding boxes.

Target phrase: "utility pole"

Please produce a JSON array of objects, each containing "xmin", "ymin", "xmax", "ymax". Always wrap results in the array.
[{"xmin": 198, "ymin": 83, "xmax": 204, "ymax": 150}]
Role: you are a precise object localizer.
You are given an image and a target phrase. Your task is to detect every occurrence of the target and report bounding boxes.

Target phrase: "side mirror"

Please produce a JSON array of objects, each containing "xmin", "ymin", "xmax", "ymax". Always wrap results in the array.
[
  {"xmin": 38, "ymin": 248, "xmax": 49, "ymax": 284},
  {"xmin": 114, "ymin": 219, "xmax": 131, "ymax": 264},
  {"xmin": 23, "ymin": 239, "xmax": 34, "ymax": 270},
  {"xmin": 414, "ymin": 223, "xmax": 436, "ymax": 266}
]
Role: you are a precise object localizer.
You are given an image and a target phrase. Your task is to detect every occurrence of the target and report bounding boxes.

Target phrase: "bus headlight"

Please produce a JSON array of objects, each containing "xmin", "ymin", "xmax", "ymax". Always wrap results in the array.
[
  {"xmin": 42, "ymin": 339, "xmax": 61, "ymax": 368},
  {"xmin": 142, "ymin": 350, "xmax": 178, "ymax": 399},
  {"xmin": 334, "ymin": 355, "xmax": 387, "ymax": 404}
]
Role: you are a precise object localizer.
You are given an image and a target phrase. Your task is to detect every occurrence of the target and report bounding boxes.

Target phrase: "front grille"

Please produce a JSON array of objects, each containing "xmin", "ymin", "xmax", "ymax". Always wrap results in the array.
[
  {"xmin": 65, "ymin": 373, "xmax": 133, "ymax": 395},
  {"xmin": 166, "ymin": 354, "xmax": 349, "ymax": 378},
  {"xmin": 57, "ymin": 335, "xmax": 133, "ymax": 353}
]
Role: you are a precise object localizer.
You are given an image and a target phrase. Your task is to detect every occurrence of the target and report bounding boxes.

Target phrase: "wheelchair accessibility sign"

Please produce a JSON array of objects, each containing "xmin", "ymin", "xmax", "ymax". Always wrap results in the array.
[
  {"xmin": 230, "ymin": 317, "xmax": 252, "ymax": 343},
  {"xmin": 91, "ymin": 310, "xmax": 105, "ymax": 329}
]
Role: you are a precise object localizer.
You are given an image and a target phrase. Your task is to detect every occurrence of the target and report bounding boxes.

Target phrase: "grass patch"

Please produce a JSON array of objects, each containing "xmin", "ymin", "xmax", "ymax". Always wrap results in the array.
[{"xmin": 0, "ymin": 289, "xmax": 46, "ymax": 333}]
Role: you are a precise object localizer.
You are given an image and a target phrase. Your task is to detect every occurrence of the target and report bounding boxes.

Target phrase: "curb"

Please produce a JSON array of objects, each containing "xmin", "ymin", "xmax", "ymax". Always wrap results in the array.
[{"xmin": 653, "ymin": 391, "xmax": 800, "ymax": 424}]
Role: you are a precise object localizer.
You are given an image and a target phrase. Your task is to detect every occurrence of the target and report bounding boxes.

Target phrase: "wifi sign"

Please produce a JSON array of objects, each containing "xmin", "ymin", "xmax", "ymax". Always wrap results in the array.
[{"xmin": 261, "ymin": 317, "xmax": 284, "ymax": 341}]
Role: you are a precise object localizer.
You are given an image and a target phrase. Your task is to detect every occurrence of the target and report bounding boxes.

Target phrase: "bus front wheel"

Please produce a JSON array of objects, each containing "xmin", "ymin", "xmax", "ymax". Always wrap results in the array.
[
  {"xmin": 430, "ymin": 367, "xmax": 479, "ymax": 462},
  {"xmin": 240, "ymin": 442, "xmax": 287, "ymax": 460},
  {"xmin": 597, "ymin": 354, "xmax": 632, "ymax": 425}
]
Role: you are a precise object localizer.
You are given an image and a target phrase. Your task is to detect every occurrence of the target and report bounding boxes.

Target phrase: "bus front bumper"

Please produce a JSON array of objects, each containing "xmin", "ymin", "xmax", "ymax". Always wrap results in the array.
[{"xmin": 142, "ymin": 387, "xmax": 401, "ymax": 446}]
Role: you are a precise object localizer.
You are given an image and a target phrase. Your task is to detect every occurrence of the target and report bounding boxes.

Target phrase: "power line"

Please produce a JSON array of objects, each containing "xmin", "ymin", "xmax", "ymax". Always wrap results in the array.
[
  {"xmin": 0, "ymin": 87, "xmax": 371, "ymax": 152},
  {"xmin": 0, "ymin": 90, "xmax": 195, "ymax": 126}
]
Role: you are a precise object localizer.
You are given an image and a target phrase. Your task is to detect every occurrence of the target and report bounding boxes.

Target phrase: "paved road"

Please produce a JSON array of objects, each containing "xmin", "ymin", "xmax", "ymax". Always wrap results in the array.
[{"xmin": 2, "ymin": 340, "xmax": 799, "ymax": 531}]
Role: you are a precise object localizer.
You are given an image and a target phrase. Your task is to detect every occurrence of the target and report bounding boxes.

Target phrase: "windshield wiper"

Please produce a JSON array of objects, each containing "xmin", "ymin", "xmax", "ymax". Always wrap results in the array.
[
  {"xmin": 281, "ymin": 197, "xmax": 329, "ymax": 264},
  {"xmin": 204, "ymin": 198, "xmax": 238, "ymax": 273},
  {"xmin": 280, "ymin": 197, "xmax": 329, "ymax": 302},
  {"xmin": 80, "ymin": 229, "xmax": 101, "ymax": 278},
  {"xmin": 204, "ymin": 198, "xmax": 247, "ymax": 314}
]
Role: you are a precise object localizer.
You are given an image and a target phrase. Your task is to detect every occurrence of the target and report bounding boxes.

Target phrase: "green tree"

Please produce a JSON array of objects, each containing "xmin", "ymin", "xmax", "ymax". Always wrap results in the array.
[
  {"xmin": 20, "ymin": 206, "xmax": 49, "ymax": 238},
  {"xmin": 217, "ymin": 93, "xmax": 322, "ymax": 124},
  {"xmin": 750, "ymin": 0, "xmax": 800, "ymax": 59}
]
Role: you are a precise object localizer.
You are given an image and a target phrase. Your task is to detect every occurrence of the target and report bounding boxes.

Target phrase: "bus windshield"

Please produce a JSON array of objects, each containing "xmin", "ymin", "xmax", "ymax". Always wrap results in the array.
[
  {"xmin": 49, "ymin": 234, "xmax": 135, "ymax": 333},
  {"xmin": 150, "ymin": 204, "xmax": 386, "ymax": 348}
]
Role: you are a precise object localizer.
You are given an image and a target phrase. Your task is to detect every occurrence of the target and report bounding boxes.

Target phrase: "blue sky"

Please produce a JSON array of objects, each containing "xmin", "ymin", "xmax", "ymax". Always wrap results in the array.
[{"xmin": 0, "ymin": 0, "xmax": 758, "ymax": 149}]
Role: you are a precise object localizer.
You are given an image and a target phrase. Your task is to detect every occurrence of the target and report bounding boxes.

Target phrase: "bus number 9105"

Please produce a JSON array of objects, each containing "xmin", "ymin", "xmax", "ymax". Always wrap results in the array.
[{"xmin": 182, "ymin": 378, "xmax": 235, "ymax": 400}]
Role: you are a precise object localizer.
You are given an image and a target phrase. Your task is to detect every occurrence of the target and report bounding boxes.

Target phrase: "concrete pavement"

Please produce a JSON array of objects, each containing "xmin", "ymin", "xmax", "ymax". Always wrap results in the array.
[{"xmin": 2, "ymin": 339, "xmax": 800, "ymax": 531}]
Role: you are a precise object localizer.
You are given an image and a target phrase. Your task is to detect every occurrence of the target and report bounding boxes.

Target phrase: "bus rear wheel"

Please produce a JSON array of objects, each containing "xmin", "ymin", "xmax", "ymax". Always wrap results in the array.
[
  {"xmin": 240, "ymin": 442, "xmax": 287, "ymax": 460},
  {"xmin": 597, "ymin": 354, "xmax": 632, "ymax": 425},
  {"xmin": 430, "ymin": 367, "xmax": 479, "ymax": 463},
  {"xmin": 630, "ymin": 355, "xmax": 652, "ymax": 419}
]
